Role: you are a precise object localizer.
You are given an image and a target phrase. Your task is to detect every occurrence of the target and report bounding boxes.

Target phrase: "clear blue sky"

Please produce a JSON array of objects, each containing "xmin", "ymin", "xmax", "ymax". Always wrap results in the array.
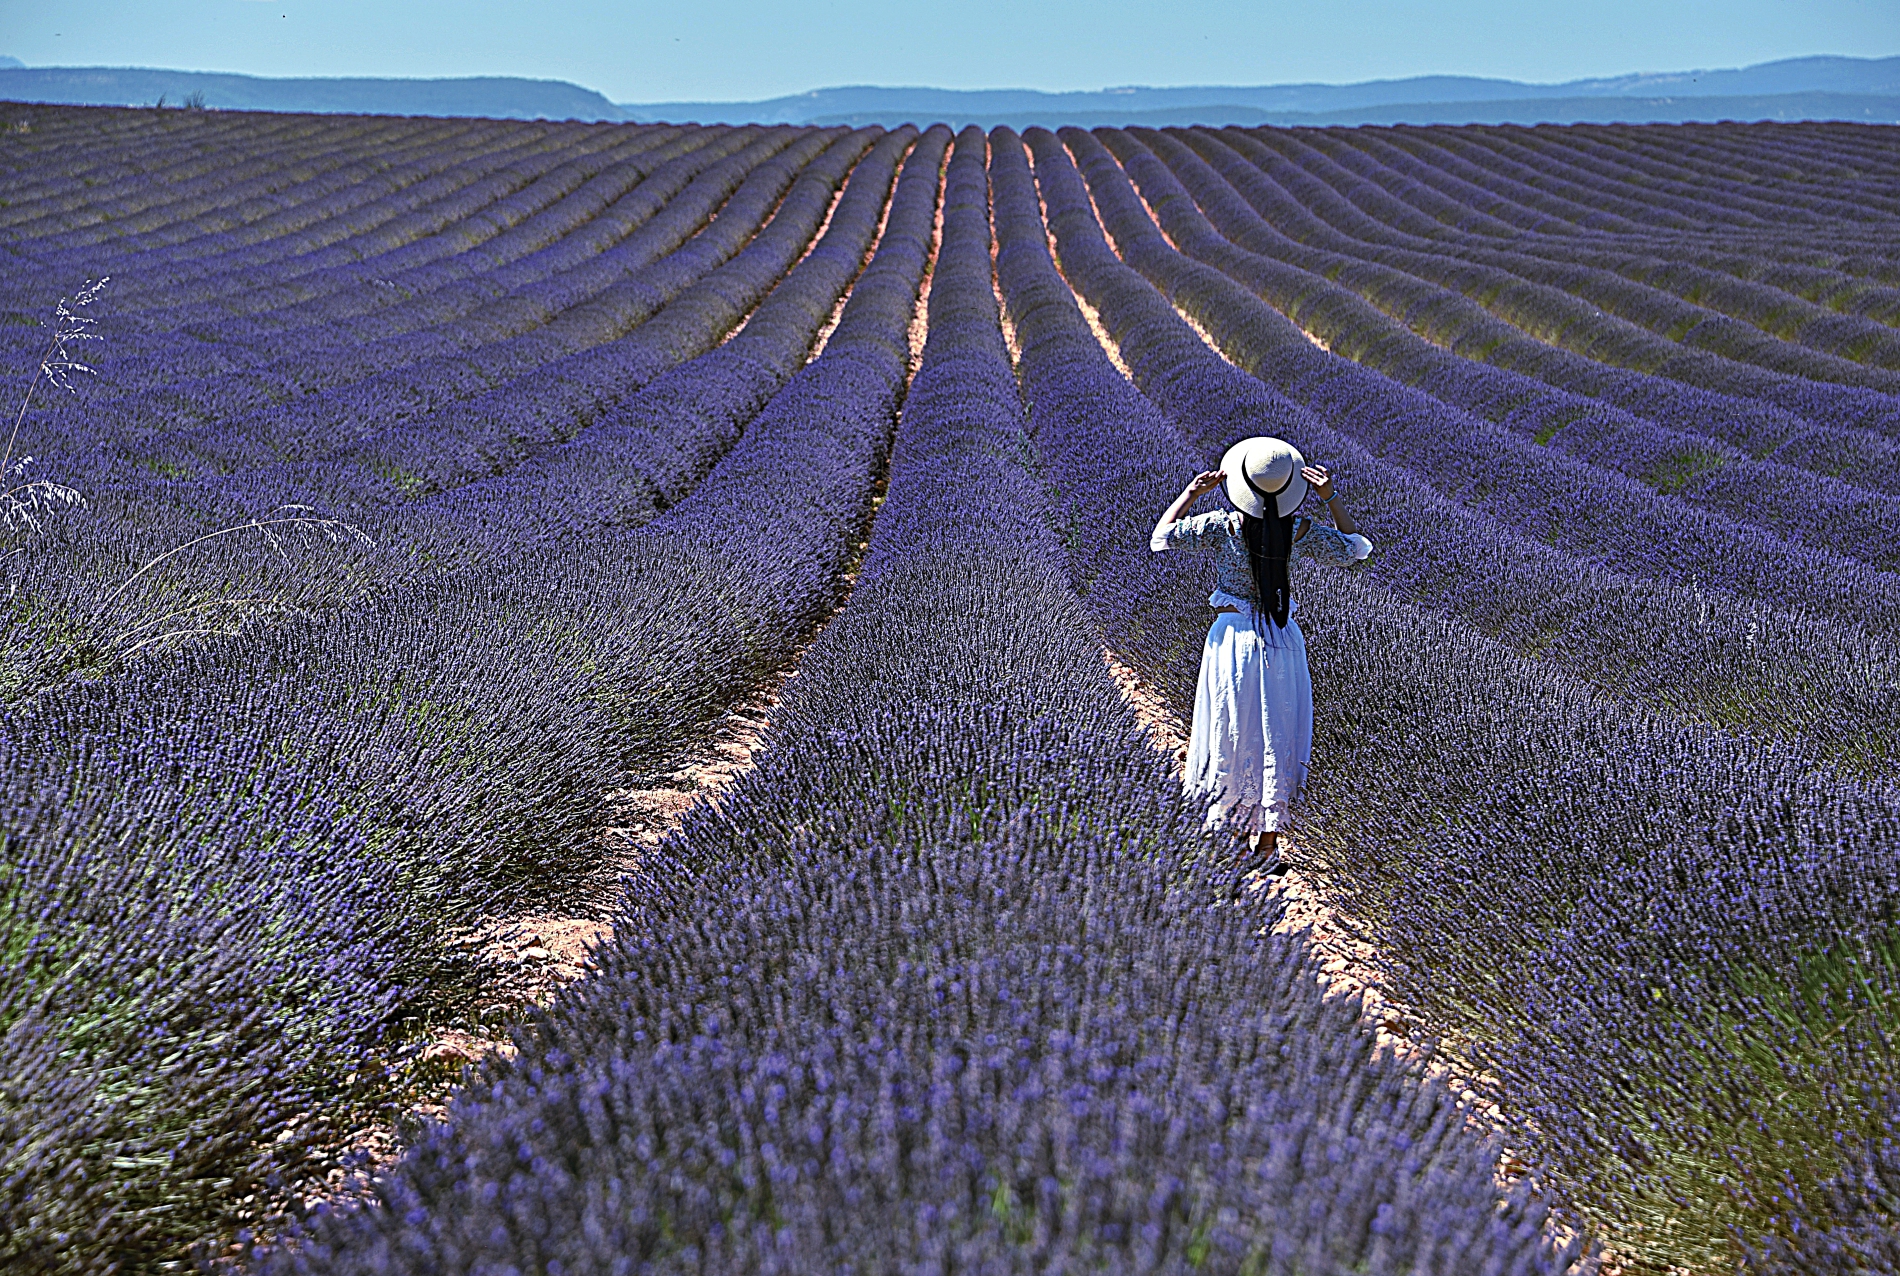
[{"xmin": 2, "ymin": 0, "xmax": 1896, "ymax": 103}]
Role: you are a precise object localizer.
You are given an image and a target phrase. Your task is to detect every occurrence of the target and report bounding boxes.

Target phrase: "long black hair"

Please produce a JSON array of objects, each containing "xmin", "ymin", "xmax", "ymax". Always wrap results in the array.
[{"xmin": 1241, "ymin": 510, "xmax": 1295, "ymax": 628}]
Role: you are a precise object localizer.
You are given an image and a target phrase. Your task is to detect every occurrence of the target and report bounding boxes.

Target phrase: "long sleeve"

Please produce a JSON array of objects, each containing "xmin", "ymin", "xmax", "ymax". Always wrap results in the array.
[
  {"xmin": 1293, "ymin": 522, "xmax": 1373, "ymax": 566},
  {"xmin": 1151, "ymin": 509, "xmax": 1239, "ymax": 553}
]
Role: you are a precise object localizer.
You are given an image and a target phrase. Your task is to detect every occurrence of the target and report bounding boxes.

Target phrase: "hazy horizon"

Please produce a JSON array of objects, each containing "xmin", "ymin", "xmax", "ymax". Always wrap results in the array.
[
  {"xmin": 2, "ymin": 52, "xmax": 1898, "ymax": 112},
  {"xmin": 1, "ymin": 0, "xmax": 1897, "ymax": 104}
]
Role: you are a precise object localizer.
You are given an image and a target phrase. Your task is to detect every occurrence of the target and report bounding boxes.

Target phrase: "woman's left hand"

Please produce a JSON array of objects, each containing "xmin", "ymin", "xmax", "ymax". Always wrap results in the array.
[{"xmin": 1303, "ymin": 465, "xmax": 1335, "ymax": 502}]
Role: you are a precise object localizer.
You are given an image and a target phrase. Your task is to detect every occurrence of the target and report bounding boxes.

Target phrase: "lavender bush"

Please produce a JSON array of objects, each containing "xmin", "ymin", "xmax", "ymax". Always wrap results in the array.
[
  {"xmin": 1248, "ymin": 126, "xmax": 1900, "ymax": 426},
  {"xmin": 1111, "ymin": 126, "xmax": 1900, "ymax": 561},
  {"xmin": 1022, "ymin": 119, "xmax": 1900, "ymax": 1267},
  {"xmin": 7, "ymin": 103, "xmax": 1900, "ymax": 1273},
  {"xmin": 0, "ymin": 115, "xmax": 895, "ymax": 1271},
  {"xmin": 1022, "ymin": 125, "xmax": 1900, "ymax": 764},
  {"xmin": 268, "ymin": 128, "xmax": 1582, "ymax": 1276}
]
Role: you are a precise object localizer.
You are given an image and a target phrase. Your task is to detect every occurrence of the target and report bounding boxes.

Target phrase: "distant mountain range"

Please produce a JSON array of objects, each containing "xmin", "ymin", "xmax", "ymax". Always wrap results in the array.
[
  {"xmin": 3, "ymin": 54, "xmax": 1899, "ymax": 127},
  {"xmin": 0, "ymin": 67, "xmax": 626, "ymax": 120}
]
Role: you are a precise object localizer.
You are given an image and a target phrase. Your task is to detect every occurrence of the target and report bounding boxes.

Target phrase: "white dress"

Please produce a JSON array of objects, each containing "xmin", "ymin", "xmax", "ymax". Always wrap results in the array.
[{"xmin": 1150, "ymin": 511, "xmax": 1372, "ymax": 836}]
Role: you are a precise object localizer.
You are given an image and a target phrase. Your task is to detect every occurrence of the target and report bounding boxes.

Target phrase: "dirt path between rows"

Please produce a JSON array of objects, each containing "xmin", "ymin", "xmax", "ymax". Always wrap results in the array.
[
  {"xmin": 1100, "ymin": 649, "xmax": 1437, "ymax": 1057},
  {"xmin": 1010, "ymin": 124, "xmax": 1491, "ymax": 1119},
  {"xmin": 1073, "ymin": 142, "xmax": 1595, "ymax": 1260},
  {"xmin": 279, "ymin": 681, "xmax": 794, "ymax": 1230},
  {"xmin": 286, "ymin": 146, "xmax": 951, "ymax": 1233},
  {"xmin": 1045, "ymin": 130, "xmax": 1515, "ymax": 1125}
]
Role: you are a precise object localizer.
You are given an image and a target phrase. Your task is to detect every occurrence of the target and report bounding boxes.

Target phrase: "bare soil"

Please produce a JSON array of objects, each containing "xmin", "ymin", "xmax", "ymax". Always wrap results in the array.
[{"xmin": 276, "ymin": 685, "xmax": 790, "ymax": 1237}]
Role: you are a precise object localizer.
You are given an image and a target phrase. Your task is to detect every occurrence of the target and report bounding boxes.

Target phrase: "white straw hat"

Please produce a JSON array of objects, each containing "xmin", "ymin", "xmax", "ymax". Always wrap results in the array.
[{"xmin": 1221, "ymin": 436, "xmax": 1308, "ymax": 519}]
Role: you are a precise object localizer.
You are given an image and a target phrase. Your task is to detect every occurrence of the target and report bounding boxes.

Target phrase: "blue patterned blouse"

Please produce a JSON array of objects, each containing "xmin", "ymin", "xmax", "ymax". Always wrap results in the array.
[{"xmin": 1150, "ymin": 510, "xmax": 1372, "ymax": 610}]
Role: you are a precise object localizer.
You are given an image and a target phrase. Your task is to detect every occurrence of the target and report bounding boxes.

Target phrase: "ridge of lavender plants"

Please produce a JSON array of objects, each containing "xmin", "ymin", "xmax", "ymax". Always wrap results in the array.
[{"xmin": 3, "ymin": 100, "xmax": 1899, "ymax": 1274}]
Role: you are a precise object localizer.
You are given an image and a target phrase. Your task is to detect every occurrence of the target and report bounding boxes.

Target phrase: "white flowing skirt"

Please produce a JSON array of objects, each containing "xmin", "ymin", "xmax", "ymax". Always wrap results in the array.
[{"xmin": 1185, "ymin": 596, "xmax": 1313, "ymax": 836}]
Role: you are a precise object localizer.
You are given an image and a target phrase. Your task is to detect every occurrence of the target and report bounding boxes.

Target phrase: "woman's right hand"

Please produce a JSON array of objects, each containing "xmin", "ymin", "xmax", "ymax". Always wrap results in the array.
[{"xmin": 1156, "ymin": 470, "xmax": 1227, "ymax": 544}]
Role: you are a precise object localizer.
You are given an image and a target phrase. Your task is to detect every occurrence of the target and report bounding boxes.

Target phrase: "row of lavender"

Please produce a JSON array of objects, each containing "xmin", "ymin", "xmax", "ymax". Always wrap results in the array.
[
  {"xmin": 4, "ymin": 117, "xmax": 802, "ymax": 496},
  {"xmin": 274, "ymin": 126, "xmax": 1582, "ymax": 1276},
  {"xmin": 8, "ymin": 127, "xmax": 782, "ymax": 531},
  {"xmin": 5, "ymin": 119, "xmax": 883, "ymax": 691},
  {"xmin": 1118, "ymin": 129, "xmax": 1900, "ymax": 554},
  {"xmin": 2, "ymin": 110, "xmax": 669, "ymax": 378},
  {"xmin": 1159, "ymin": 126, "xmax": 1900, "ymax": 496},
  {"xmin": 1023, "ymin": 124, "xmax": 1900, "ymax": 1269},
  {"xmin": 6, "ymin": 106, "xmax": 1899, "ymax": 1273},
  {"xmin": 1241, "ymin": 123, "xmax": 1900, "ymax": 283},
  {"xmin": 0, "ymin": 114, "xmax": 953, "ymax": 1270},
  {"xmin": 1067, "ymin": 125, "xmax": 1900, "ymax": 766}
]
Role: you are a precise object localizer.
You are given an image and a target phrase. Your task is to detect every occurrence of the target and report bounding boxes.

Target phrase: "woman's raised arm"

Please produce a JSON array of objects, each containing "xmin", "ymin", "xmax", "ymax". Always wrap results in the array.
[
  {"xmin": 1303, "ymin": 465, "xmax": 1359, "ymax": 536},
  {"xmin": 1151, "ymin": 469, "xmax": 1226, "ymax": 547}
]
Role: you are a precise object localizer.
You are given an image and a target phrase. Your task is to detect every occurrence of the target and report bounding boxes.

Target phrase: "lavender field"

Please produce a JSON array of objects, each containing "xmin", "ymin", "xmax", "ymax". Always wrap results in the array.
[{"xmin": 3, "ymin": 102, "xmax": 1899, "ymax": 1274}]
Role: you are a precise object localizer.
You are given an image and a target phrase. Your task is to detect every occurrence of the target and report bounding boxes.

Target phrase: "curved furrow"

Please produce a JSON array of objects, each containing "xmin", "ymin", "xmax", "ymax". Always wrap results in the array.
[
  {"xmin": 0, "ymin": 110, "xmax": 332, "ymax": 227},
  {"xmin": 1410, "ymin": 129, "xmax": 1725, "ymax": 231},
  {"xmin": 1524, "ymin": 125, "xmax": 1900, "ymax": 224},
  {"xmin": 16, "ymin": 128, "xmax": 795, "ymax": 468},
  {"xmin": 1319, "ymin": 129, "xmax": 1900, "ymax": 358},
  {"xmin": 4, "ymin": 138, "xmax": 730, "ymax": 433},
  {"xmin": 9, "ymin": 128, "xmax": 863, "ymax": 619},
  {"xmin": 91, "ymin": 127, "xmax": 743, "ymax": 371},
  {"xmin": 1331, "ymin": 124, "xmax": 1900, "ymax": 260},
  {"xmin": 1399, "ymin": 126, "xmax": 1823, "ymax": 230},
  {"xmin": 1065, "ymin": 125, "xmax": 1900, "ymax": 631},
  {"xmin": 1, "ymin": 122, "xmax": 676, "ymax": 326},
  {"xmin": 1162, "ymin": 128, "xmax": 1900, "ymax": 490},
  {"xmin": 62, "ymin": 124, "xmax": 738, "ymax": 374},
  {"xmin": 0, "ymin": 115, "xmax": 476, "ymax": 252},
  {"xmin": 1273, "ymin": 128, "xmax": 1900, "ymax": 383},
  {"xmin": 1485, "ymin": 124, "xmax": 1900, "ymax": 225},
  {"xmin": 1207, "ymin": 128, "xmax": 1900, "ymax": 436},
  {"xmin": 1409, "ymin": 123, "xmax": 1900, "ymax": 240},
  {"xmin": 2, "ymin": 115, "xmax": 509, "ymax": 250},
  {"xmin": 68, "ymin": 122, "xmax": 659, "ymax": 308},
  {"xmin": 1029, "ymin": 124, "xmax": 1900, "ymax": 761},
  {"xmin": 1113, "ymin": 125, "xmax": 1900, "ymax": 558},
  {"xmin": 1368, "ymin": 124, "xmax": 1900, "ymax": 269},
  {"xmin": 0, "ymin": 120, "xmax": 605, "ymax": 348},
  {"xmin": 1412, "ymin": 126, "xmax": 1900, "ymax": 296},
  {"xmin": 410, "ymin": 126, "xmax": 945, "ymax": 563}
]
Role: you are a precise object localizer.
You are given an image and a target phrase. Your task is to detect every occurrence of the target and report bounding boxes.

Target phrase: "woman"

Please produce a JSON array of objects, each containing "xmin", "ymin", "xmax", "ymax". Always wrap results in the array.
[{"xmin": 1150, "ymin": 436, "xmax": 1371, "ymax": 871}]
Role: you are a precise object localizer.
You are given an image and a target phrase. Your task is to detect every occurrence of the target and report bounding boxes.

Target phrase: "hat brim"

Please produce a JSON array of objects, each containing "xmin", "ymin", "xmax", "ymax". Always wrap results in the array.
[{"xmin": 1220, "ymin": 440, "xmax": 1263, "ymax": 516}]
